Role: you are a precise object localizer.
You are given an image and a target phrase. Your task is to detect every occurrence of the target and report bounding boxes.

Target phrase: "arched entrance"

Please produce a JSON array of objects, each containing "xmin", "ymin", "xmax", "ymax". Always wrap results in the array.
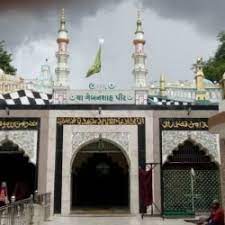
[
  {"xmin": 0, "ymin": 138, "xmax": 36, "ymax": 201},
  {"xmin": 71, "ymin": 140, "xmax": 129, "ymax": 212},
  {"xmin": 162, "ymin": 139, "xmax": 220, "ymax": 216}
]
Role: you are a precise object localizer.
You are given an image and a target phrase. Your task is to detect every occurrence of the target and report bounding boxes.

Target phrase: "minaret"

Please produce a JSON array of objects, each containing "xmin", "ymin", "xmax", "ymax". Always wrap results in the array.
[
  {"xmin": 159, "ymin": 74, "xmax": 166, "ymax": 97},
  {"xmin": 35, "ymin": 59, "xmax": 53, "ymax": 94},
  {"xmin": 132, "ymin": 11, "xmax": 148, "ymax": 88},
  {"xmin": 55, "ymin": 8, "xmax": 70, "ymax": 88},
  {"xmin": 41, "ymin": 59, "xmax": 51, "ymax": 80},
  {"xmin": 194, "ymin": 57, "xmax": 207, "ymax": 101}
]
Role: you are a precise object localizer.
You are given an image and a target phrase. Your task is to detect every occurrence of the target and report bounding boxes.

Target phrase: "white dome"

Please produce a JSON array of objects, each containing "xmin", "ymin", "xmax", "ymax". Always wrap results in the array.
[
  {"xmin": 0, "ymin": 68, "xmax": 4, "ymax": 75},
  {"xmin": 203, "ymin": 78, "xmax": 214, "ymax": 85}
]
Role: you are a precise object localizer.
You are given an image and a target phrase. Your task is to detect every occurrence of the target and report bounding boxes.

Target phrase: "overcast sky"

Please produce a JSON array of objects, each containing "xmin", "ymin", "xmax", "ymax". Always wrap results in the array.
[{"xmin": 1, "ymin": 0, "xmax": 225, "ymax": 89}]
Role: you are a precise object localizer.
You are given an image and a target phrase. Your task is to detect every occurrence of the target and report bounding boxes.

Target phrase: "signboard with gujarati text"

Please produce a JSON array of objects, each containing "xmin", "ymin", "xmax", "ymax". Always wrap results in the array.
[{"xmin": 67, "ymin": 90, "xmax": 135, "ymax": 104}]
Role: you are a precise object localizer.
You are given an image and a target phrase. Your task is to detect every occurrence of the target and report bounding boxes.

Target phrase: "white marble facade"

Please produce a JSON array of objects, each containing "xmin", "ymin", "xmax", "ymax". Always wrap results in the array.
[
  {"xmin": 42, "ymin": 109, "xmax": 219, "ymax": 217},
  {"xmin": 61, "ymin": 125, "xmax": 139, "ymax": 215}
]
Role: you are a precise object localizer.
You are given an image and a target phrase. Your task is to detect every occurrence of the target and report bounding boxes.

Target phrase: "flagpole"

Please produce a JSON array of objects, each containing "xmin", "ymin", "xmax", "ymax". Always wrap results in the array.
[
  {"xmin": 190, "ymin": 168, "xmax": 195, "ymax": 214},
  {"xmin": 99, "ymin": 38, "xmax": 104, "ymax": 85}
]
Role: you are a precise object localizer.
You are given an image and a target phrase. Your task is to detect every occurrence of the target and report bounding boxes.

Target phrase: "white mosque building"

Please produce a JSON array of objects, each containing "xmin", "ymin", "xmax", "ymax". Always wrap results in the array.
[{"xmin": 0, "ymin": 9, "xmax": 223, "ymax": 217}]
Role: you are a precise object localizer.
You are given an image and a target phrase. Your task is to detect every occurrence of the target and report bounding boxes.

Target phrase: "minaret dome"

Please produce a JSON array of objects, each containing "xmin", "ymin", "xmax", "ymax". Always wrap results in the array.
[{"xmin": 57, "ymin": 8, "xmax": 69, "ymax": 44}]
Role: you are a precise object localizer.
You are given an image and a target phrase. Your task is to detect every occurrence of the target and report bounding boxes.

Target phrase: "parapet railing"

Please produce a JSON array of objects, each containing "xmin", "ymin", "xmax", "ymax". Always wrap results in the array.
[
  {"xmin": 0, "ymin": 195, "xmax": 34, "ymax": 225},
  {"xmin": 0, "ymin": 192, "xmax": 51, "ymax": 225},
  {"xmin": 34, "ymin": 192, "xmax": 51, "ymax": 221}
]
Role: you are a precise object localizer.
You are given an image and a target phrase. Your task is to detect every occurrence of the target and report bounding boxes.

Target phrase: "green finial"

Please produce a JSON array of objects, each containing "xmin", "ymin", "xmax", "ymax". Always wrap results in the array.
[
  {"xmin": 59, "ymin": 8, "xmax": 66, "ymax": 31},
  {"xmin": 135, "ymin": 10, "xmax": 143, "ymax": 34}
]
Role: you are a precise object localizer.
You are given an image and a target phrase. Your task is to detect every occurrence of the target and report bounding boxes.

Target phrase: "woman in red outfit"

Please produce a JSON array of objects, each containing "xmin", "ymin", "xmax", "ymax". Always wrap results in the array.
[{"xmin": 0, "ymin": 182, "xmax": 9, "ymax": 207}]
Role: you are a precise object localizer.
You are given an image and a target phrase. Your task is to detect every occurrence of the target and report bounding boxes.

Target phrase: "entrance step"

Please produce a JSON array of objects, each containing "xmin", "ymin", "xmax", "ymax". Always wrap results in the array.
[
  {"xmin": 70, "ymin": 208, "xmax": 130, "ymax": 217},
  {"xmin": 68, "ymin": 214, "xmax": 132, "ymax": 217},
  {"xmin": 43, "ymin": 216, "xmax": 191, "ymax": 225}
]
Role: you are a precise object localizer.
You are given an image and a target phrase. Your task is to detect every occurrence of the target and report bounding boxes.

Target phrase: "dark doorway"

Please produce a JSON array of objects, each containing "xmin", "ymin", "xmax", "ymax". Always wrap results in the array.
[
  {"xmin": 71, "ymin": 140, "xmax": 129, "ymax": 211},
  {"xmin": 0, "ymin": 138, "xmax": 36, "ymax": 201}
]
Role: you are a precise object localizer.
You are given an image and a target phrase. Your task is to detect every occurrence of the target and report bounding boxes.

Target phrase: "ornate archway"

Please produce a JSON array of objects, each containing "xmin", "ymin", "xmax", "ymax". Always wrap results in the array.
[
  {"xmin": 71, "ymin": 139, "xmax": 129, "ymax": 212},
  {"xmin": 162, "ymin": 139, "xmax": 220, "ymax": 216},
  {"xmin": 0, "ymin": 137, "xmax": 36, "ymax": 201}
]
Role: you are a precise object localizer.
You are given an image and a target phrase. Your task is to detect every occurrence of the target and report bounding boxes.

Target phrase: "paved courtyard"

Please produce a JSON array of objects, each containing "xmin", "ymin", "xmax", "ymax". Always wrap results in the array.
[{"xmin": 43, "ymin": 216, "xmax": 191, "ymax": 225}]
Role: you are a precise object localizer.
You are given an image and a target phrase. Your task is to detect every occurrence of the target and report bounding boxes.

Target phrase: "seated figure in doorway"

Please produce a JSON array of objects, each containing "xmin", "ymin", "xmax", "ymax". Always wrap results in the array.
[{"xmin": 205, "ymin": 200, "xmax": 224, "ymax": 225}]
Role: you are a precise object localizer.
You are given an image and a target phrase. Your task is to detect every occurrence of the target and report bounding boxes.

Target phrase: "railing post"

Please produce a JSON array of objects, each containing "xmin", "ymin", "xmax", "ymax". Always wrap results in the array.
[
  {"xmin": 30, "ymin": 194, "xmax": 34, "ymax": 225},
  {"xmin": 10, "ymin": 195, "xmax": 15, "ymax": 225},
  {"xmin": 34, "ymin": 190, "xmax": 38, "ymax": 204}
]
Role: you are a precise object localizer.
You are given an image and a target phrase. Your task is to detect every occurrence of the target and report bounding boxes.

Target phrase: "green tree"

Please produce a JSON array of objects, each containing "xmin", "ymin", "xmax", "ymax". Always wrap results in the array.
[
  {"xmin": 204, "ymin": 32, "xmax": 225, "ymax": 82},
  {"xmin": 0, "ymin": 41, "xmax": 16, "ymax": 75}
]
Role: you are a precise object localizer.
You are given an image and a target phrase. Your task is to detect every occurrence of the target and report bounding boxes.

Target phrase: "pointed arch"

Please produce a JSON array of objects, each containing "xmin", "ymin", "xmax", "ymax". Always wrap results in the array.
[
  {"xmin": 163, "ymin": 138, "xmax": 218, "ymax": 169},
  {"xmin": 71, "ymin": 137, "xmax": 130, "ymax": 170},
  {"xmin": 0, "ymin": 136, "xmax": 35, "ymax": 164},
  {"xmin": 0, "ymin": 137, "xmax": 36, "ymax": 200}
]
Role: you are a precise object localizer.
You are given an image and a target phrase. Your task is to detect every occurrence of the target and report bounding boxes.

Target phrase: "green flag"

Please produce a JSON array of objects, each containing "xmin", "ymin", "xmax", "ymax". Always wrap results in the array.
[{"xmin": 86, "ymin": 46, "xmax": 101, "ymax": 77}]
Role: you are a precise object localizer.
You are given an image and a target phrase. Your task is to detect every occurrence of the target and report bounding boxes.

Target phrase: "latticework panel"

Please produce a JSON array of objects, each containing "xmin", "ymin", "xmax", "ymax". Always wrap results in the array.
[
  {"xmin": 194, "ymin": 170, "xmax": 220, "ymax": 212},
  {"xmin": 163, "ymin": 169, "xmax": 220, "ymax": 215},
  {"xmin": 163, "ymin": 170, "xmax": 192, "ymax": 214}
]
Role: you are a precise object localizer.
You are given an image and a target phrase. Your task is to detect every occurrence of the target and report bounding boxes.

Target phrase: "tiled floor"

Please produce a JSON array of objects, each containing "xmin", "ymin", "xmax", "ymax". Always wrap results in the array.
[{"xmin": 44, "ymin": 216, "xmax": 191, "ymax": 225}]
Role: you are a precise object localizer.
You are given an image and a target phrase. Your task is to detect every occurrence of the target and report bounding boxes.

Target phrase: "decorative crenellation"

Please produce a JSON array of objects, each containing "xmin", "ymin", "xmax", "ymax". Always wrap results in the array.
[
  {"xmin": 0, "ymin": 130, "xmax": 38, "ymax": 164},
  {"xmin": 149, "ymin": 75, "xmax": 222, "ymax": 103},
  {"xmin": 72, "ymin": 132, "xmax": 129, "ymax": 153},
  {"xmin": 162, "ymin": 130, "xmax": 219, "ymax": 163}
]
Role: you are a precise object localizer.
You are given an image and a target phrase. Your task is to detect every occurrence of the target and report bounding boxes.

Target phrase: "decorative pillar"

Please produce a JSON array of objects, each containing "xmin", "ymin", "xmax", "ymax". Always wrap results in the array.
[
  {"xmin": 194, "ymin": 57, "xmax": 207, "ymax": 101},
  {"xmin": 159, "ymin": 74, "xmax": 166, "ymax": 97}
]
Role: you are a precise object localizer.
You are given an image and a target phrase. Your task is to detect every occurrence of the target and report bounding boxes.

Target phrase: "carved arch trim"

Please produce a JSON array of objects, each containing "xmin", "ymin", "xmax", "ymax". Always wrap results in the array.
[
  {"xmin": 162, "ymin": 130, "xmax": 219, "ymax": 164},
  {"xmin": 71, "ymin": 132, "xmax": 130, "ymax": 170},
  {"xmin": 163, "ymin": 137, "xmax": 217, "ymax": 165}
]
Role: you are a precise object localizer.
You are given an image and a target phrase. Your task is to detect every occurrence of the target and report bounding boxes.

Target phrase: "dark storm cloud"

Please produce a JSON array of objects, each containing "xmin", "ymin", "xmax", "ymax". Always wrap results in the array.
[
  {"xmin": 141, "ymin": 0, "xmax": 225, "ymax": 36},
  {"xmin": 0, "ymin": 0, "xmax": 124, "ymax": 14},
  {"xmin": 2, "ymin": 0, "xmax": 224, "ymax": 50},
  {"xmin": 0, "ymin": 0, "xmax": 124, "ymax": 49}
]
